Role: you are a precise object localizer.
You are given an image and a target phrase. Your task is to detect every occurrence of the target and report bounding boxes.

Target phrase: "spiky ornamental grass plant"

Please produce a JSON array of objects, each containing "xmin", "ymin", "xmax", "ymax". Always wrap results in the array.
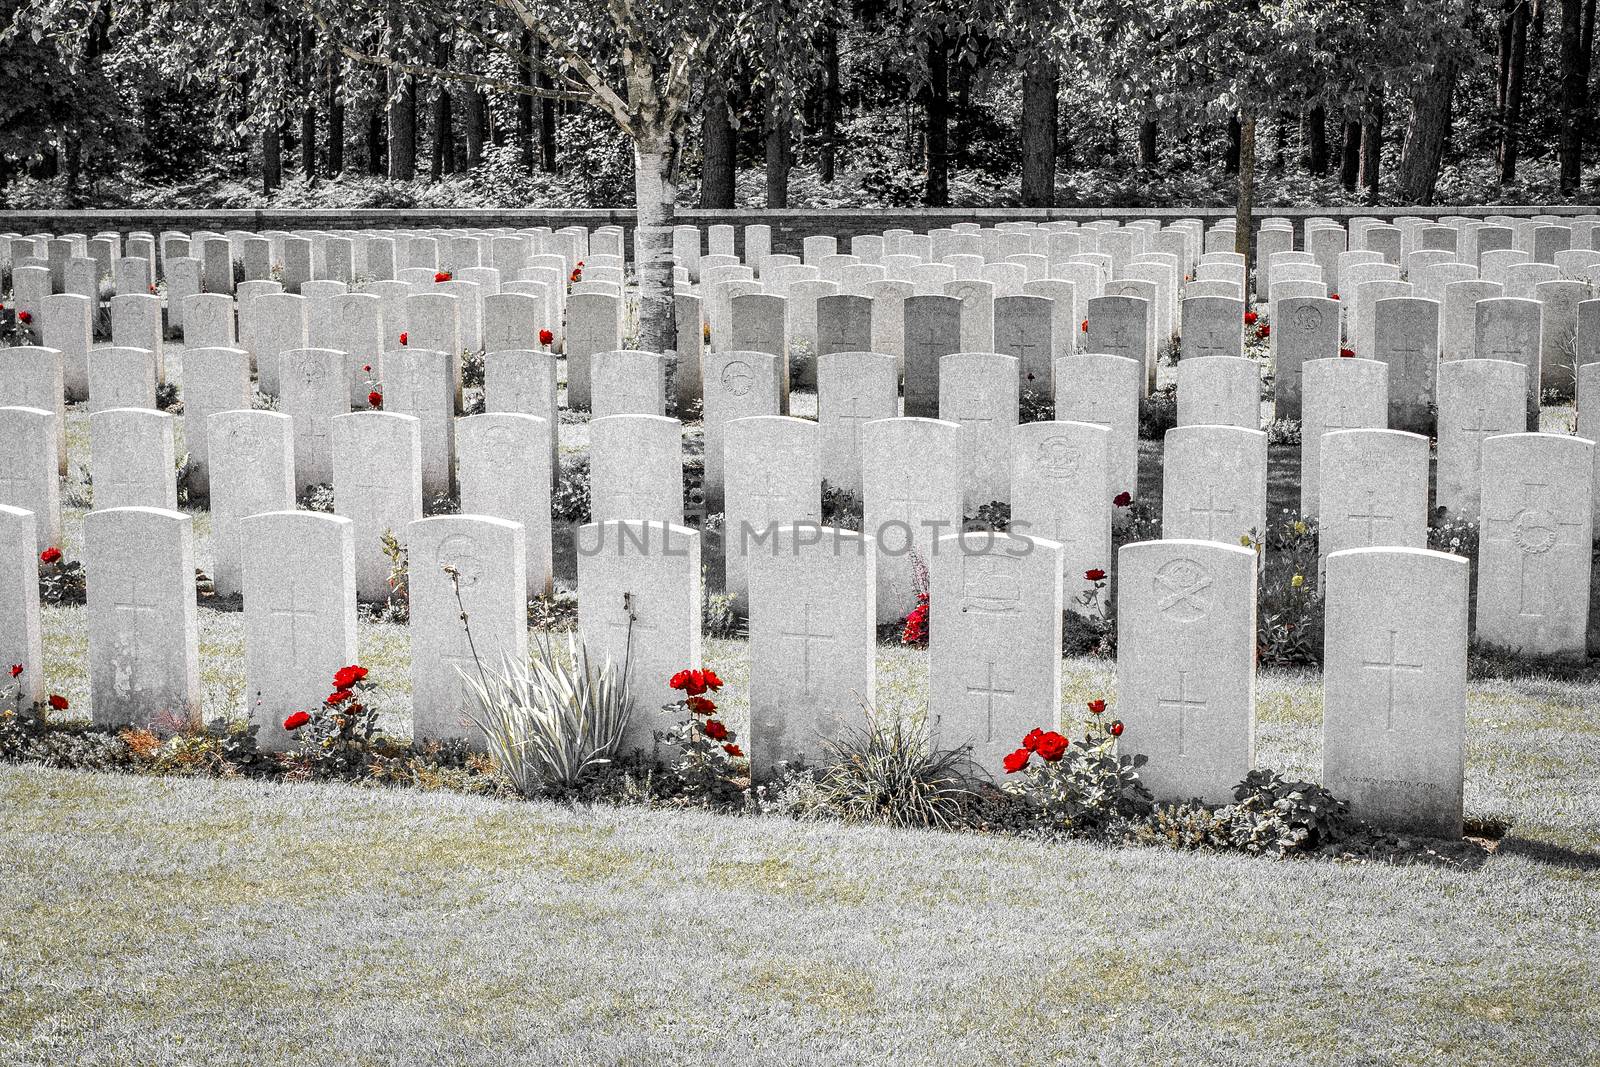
[
  {"xmin": 813, "ymin": 710, "xmax": 979, "ymax": 831},
  {"xmin": 461, "ymin": 633, "xmax": 634, "ymax": 796}
]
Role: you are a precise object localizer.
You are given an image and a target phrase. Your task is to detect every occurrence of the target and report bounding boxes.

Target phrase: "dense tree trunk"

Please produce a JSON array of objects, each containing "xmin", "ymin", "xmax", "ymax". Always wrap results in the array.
[
  {"xmin": 465, "ymin": 91, "xmax": 486, "ymax": 170},
  {"xmin": 517, "ymin": 32, "xmax": 535, "ymax": 171},
  {"xmin": 1224, "ymin": 114, "xmax": 1241, "ymax": 172},
  {"xmin": 1560, "ymin": 0, "xmax": 1587, "ymax": 192},
  {"xmin": 1305, "ymin": 105, "xmax": 1329, "ymax": 174},
  {"xmin": 366, "ymin": 104, "xmax": 385, "ymax": 175},
  {"xmin": 1396, "ymin": 6, "xmax": 1465, "ymax": 205},
  {"xmin": 1359, "ymin": 87, "xmax": 1383, "ymax": 201},
  {"xmin": 1272, "ymin": 113, "xmax": 1288, "ymax": 171},
  {"xmin": 430, "ymin": 39, "xmax": 454, "ymax": 180},
  {"xmin": 819, "ymin": 21, "xmax": 840, "ymax": 183},
  {"xmin": 300, "ymin": 26, "xmax": 317, "ymax": 180},
  {"xmin": 699, "ymin": 73, "xmax": 736, "ymax": 208},
  {"xmin": 765, "ymin": 96, "xmax": 791, "ymax": 207},
  {"xmin": 923, "ymin": 31, "xmax": 950, "ymax": 206},
  {"xmin": 262, "ymin": 126, "xmax": 282, "ymax": 194},
  {"xmin": 1138, "ymin": 117, "xmax": 1158, "ymax": 167},
  {"xmin": 634, "ymin": 126, "xmax": 682, "ymax": 353},
  {"xmin": 1500, "ymin": 0, "xmax": 1530, "ymax": 183},
  {"xmin": 1235, "ymin": 112, "xmax": 1256, "ymax": 269},
  {"xmin": 388, "ymin": 69, "xmax": 415, "ymax": 180},
  {"xmin": 326, "ymin": 55, "xmax": 344, "ymax": 176},
  {"xmin": 1340, "ymin": 118, "xmax": 1361, "ymax": 189},
  {"xmin": 1020, "ymin": 53, "xmax": 1059, "ymax": 206}
]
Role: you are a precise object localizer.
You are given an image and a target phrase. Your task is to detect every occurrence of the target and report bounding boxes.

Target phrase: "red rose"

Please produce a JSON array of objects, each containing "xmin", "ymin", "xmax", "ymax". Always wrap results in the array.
[
  {"xmin": 1330, "ymin": 292, "xmax": 1340, "ymax": 300},
  {"xmin": 39, "ymin": 547, "xmax": 62, "ymax": 564},
  {"xmin": 577, "ymin": 260, "xmax": 584, "ymax": 267},
  {"xmin": 327, "ymin": 689, "xmax": 353, "ymax": 705},
  {"xmin": 1109, "ymin": 720, "xmax": 1125, "ymax": 737},
  {"xmin": 284, "ymin": 710, "xmax": 311, "ymax": 730},
  {"xmin": 686, "ymin": 695, "xmax": 717, "ymax": 715},
  {"xmin": 704, "ymin": 719, "xmax": 729, "ymax": 741},
  {"xmin": 434, "ymin": 271, "xmax": 452, "ymax": 283},
  {"xmin": 669, "ymin": 669, "xmax": 692, "ymax": 691},
  {"xmin": 1080, "ymin": 319, "xmax": 1088, "ymax": 332},
  {"xmin": 8, "ymin": 664, "xmax": 21, "ymax": 678},
  {"xmin": 1035, "ymin": 731, "xmax": 1069, "ymax": 762},
  {"xmin": 333, "ymin": 665, "xmax": 368, "ymax": 688},
  {"xmin": 1003, "ymin": 748, "xmax": 1031, "ymax": 774},
  {"xmin": 18, "ymin": 311, "xmax": 31, "ymax": 325},
  {"xmin": 1112, "ymin": 491, "xmax": 1132, "ymax": 508},
  {"xmin": 362, "ymin": 364, "xmax": 372, "ymax": 373},
  {"xmin": 723, "ymin": 743, "xmax": 744, "ymax": 758},
  {"xmin": 368, "ymin": 391, "xmax": 383, "ymax": 409},
  {"xmin": 1339, "ymin": 347, "xmax": 1355, "ymax": 358},
  {"xmin": 1022, "ymin": 727, "xmax": 1044, "ymax": 752},
  {"xmin": 1087, "ymin": 698, "xmax": 1106, "ymax": 715},
  {"xmin": 539, "ymin": 328, "xmax": 554, "ymax": 347},
  {"xmin": 1085, "ymin": 568, "xmax": 1107, "ymax": 582},
  {"xmin": 48, "ymin": 694, "xmax": 68, "ymax": 711},
  {"xmin": 1244, "ymin": 311, "xmax": 1258, "ymax": 325},
  {"xmin": 1259, "ymin": 324, "xmax": 1270, "ymax": 338},
  {"xmin": 399, "ymin": 332, "xmax": 408, "ymax": 346},
  {"xmin": 703, "ymin": 669, "xmax": 723, "ymax": 689}
]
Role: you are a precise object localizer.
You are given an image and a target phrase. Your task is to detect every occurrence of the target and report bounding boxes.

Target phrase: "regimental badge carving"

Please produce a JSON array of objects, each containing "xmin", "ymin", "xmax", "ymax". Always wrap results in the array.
[
  {"xmin": 721, "ymin": 359, "xmax": 754, "ymax": 397},
  {"xmin": 961, "ymin": 553, "xmax": 1021, "ymax": 615},
  {"xmin": 1292, "ymin": 305, "xmax": 1324, "ymax": 332},
  {"xmin": 1154, "ymin": 557, "xmax": 1213, "ymax": 622},
  {"xmin": 437, "ymin": 533, "xmax": 484, "ymax": 589},
  {"xmin": 1035, "ymin": 435, "xmax": 1082, "ymax": 479}
]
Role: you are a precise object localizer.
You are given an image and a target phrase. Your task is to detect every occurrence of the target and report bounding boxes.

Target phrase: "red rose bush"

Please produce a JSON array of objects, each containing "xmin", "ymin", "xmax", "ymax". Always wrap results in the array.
[{"xmin": 1000, "ymin": 698, "xmax": 1150, "ymax": 832}]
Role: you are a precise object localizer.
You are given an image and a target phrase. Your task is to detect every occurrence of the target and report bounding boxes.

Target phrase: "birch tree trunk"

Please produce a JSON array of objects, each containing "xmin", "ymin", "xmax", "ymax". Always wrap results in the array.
[
  {"xmin": 1234, "ymin": 112, "xmax": 1255, "ymax": 272},
  {"xmin": 633, "ymin": 128, "xmax": 680, "ymax": 354}
]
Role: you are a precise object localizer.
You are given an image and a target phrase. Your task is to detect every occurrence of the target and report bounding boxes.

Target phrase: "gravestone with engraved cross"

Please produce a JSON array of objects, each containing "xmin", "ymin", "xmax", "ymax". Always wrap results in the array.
[
  {"xmin": 1476, "ymin": 433, "xmax": 1595, "ymax": 656},
  {"xmin": 862, "ymin": 417, "xmax": 966, "ymax": 623},
  {"xmin": 589, "ymin": 414, "xmax": 684, "ymax": 528},
  {"xmin": 591, "ymin": 350, "xmax": 667, "ymax": 420},
  {"xmin": 1271, "ymin": 296, "xmax": 1340, "ymax": 421},
  {"xmin": 329, "ymin": 293, "xmax": 386, "ymax": 405},
  {"xmin": 747, "ymin": 524, "xmax": 875, "ymax": 777},
  {"xmin": 1086, "ymin": 294, "xmax": 1155, "ymax": 394},
  {"xmin": 89, "ymin": 407, "xmax": 177, "ymax": 515},
  {"xmin": 279, "ymin": 348, "xmax": 350, "ymax": 492},
  {"xmin": 207, "ymin": 410, "xmax": 295, "ymax": 599},
  {"xmin": 1179, "ymin": 295, "xmax": 1245, "ymax": 364},
  {"xmin": 816, "ymin": 294, "xmax": 874, "ymax": 359},
  {"xmin": 1324, "ymin": 546, "xmax": 1467, "ymax": 837},
  {"xmin": 818, "ymin": 351, "xmax": 897, "ymax": 499},
  {"xmin": 1371, "ymin": 296, "xmax": 1441, "ymax": 435},
  {"xmin": 1473, "ymin": 298, "xmax": 1544, "ymax": 429},
  {"xmin": 1177, "ymin": 355, "xmax": 1260, "ymax": 430},
  {"xmin": 703, "ymin": 351, "xmax": 780, "ymax": 508},
  {"xmin": 459, "ymin": 412, "xmax": 555, "ymax": 601},
  {"xmin": 333, "ymin": 411, "xmax": 423, "ymax": 602},
  {"xmin": 724, "ymin": 416, "xmax": 820, "ymax": 613},
  {"xmin": 1162, "ymin": 425, "xmax": 1267, "ymax": 551},
  {"xmin": 576, "ymin": 520, "xmax": 702, "ymax": 755},
  {"xmin": 483, "ymin": 348, "xmax": 559, "ymax": 484},
  {"xmin": 1301, "ymin": 357, "xmax": 1390, "ymax": 519},
  {"xmin": 250, "ymin": 291, "xmax": 309, "ymax": 396},
  {"xmin": 243, "ymin": 511, "xmax": 358, "ymax": 751},
  {"xmin": 109, "ymin": 294, "xmax": 165, "ymax": 384},
  {"xmin": 1011, "ymin": 420, "xmax": 1112, "ymax": 615},
  {"xmin": 408, "ymin": 515, "xmax": 528, "ymax": 748},
  {"xmin": 1117, "ymin": 539, "xmax": 1257, "ymax": 803},
  {"xmin": 994, "ymin": 294, "xmax": 1055, "ymax": 396},
  {"xmin": 384, "ymin": 346, "xmax": 456, "ymax": 500},
  {"xmin": 1435, "ymin": 359, "xmax": 1527, "ymax": 520},
  {"xmin": 86, "ymin": 506, "xmax": 201, "ymax": 730},
  {"xmin": 940, "ymin": 352, "xmax": 1020, "ymax": 510},
  {"xmin": 930, "ymin": 531, "xmax": 1063, "ymax": 775},
  {"xmin": 1052, "ymin": 353, "xmax": 1142, "ymax": 511},
  {"xmin": 1318, "ymin": 429, "xmax": 1430, "ymax": 571},
  {"xmin": 902, "ymin": 295, "xmax": 962, "ymax": 418}
]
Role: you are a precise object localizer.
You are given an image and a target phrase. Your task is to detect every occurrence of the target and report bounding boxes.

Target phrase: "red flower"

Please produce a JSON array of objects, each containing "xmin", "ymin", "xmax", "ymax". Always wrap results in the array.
[
  {"xmin": 723, "ymin": 743, "xmax": 744, "ymax": 758},
  {"xmin": 1035, "ymin": 731, "xmax": 1069, "ymax": 762},
  {"xmin": 1330, "ymin": 292, "xmax": 1340, "ymax": 300},
  {"xmin": 284, "ymin": 710, "xmax": 311, "ymax": 731},
  {"xmin": 1080, "ymin": 319, "xmax": 1089, "ymax": 332},
  {"xmin": 48, "ymin": 694, "xmax": 68, "ymax": 711},
  {"xmin": 1022, "ymin": 727, "xmax": 1044, "ymax": 752},
  {"xmin": 704, "ymin": 719, "xmax": 729, "ymax": 741},
  {"xmin": 39, "ymin": 547, "xmax": 62, "ymax": 564},
  {"xmin": 362, "ymin": 364, "xmax": 372, "ymax": 373},
  {"xmin": 1339, "ymin": 347, "xmax": 1355, "ymax": 358},
  {"xmin": 1003, "ymin": 748, "xmax": 1031, "ymax": 774},
  {"xmin": 327, "ymin": 689, "xmax": 353, "ymax": 705},
  {"xmin": 333, "ymin": 665, "xmax": 368, "ymax": 688},
  {"xmin": 1112, "ymin": 491, "xmax": 1132, "ymax": 508},
  {"xmin": 434, "ymin": 271, "xmax": 452, "ymax": 283},
  {"xmin": 1085, "ymin": 568, "xmax": 1107, "ymax": 582},
  {"xmin": 577, "ymin": 260, "xmax": 585, "ymax": 267},
  {"xmin": 1087, "ymin": 698, "xmax": 1106, "ymax": 715},
  {"xmin": 8, "ymin": 664, "xmax": 22, "ymax": 678},
  {"xmin": 703, "ymin": 669, "xmax": 723, "ymax": 690},
  {"xmin": 539, "ymin": 328, "xmax": 554, "ymax": 347},
  {"xmin": 1109, "ymin": 720, "xmax": 1125, "ymax": 737},
  {"xmin": 18, "ymin": 311, "xmax": 31, "ymax": 325},
  {"xmin": 1258, "ymin": 324, "xmax": 1271, "ymax": 338},
  {"xmin": 398, "ymin": 332, "xmax": 408, "ymax": 346},
  {"xmin": 669, "ymin": 669, "xmax": 691, "ymax": 690},
  {"xmin": 686, "ymin": 695, "xmax": 717, "ymax": 715},
  {"xmin": 368, "ymin": 390, "xmax": 383, "ymax": 409},
  {"xmin": 1244, "ymin": 311, "xmax": 1258, "ymax": 325}
]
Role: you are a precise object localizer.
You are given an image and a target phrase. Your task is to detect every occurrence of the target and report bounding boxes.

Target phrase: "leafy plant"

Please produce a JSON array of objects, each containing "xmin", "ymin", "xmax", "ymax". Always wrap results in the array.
[
  {"xmin": 37, "ymin": 546, "xmax": 86, "ymax": 605},
  {"xmin": 702, "ymin": 568, "xmax": 742, "ymax": 638},
  {"xmin": 812, "ymin": 709, "xmax": 979, "ymax": 830},
  {"xmin": 655, "ymin": 666, "xmax": 745, "ymax": 803},
  {"xmin": 553, "ymin": 454, "xmax": 592, "ymax": 525},
  {"xmin": 281, "ymin": 664, "xmax": 381, "ymax": 777},
  {"xmin": 1139, "ymin": 382, "xmax": 1179, "ymax": 439},
  {"xmin": 1256, "ymin": 512, "xmax": 1322, "ymax": 667},
  {"xmin": 820, "ymin": 480, "xmax": 862, "ymax": 531},
  {"xmin": 899, "ymin": 550, "xmax": 930, "ymax": 646},
  {"xmin": 463, "ymin": 632, "xmax": 633, "ymax": 795},
  {"xmin": 1224, "ymin": 769, "xmax": 1353, "ymax": 855},
  {"xmin": 1001, "ymin": 700, "xmax": 1153, "ymax": 835}
]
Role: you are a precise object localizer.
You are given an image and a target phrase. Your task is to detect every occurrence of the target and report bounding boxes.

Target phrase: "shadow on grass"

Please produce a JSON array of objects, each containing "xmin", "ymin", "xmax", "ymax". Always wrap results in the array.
[{"xmin": 1493, "ymin": 835, "xmax": 1600, "ymax": 872}]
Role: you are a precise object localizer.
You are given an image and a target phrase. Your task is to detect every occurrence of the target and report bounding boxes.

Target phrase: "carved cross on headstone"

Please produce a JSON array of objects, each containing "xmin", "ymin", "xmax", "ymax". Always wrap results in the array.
[
  {"xmin": 1361, "ymin": 628, "xmax": 1424, "ymax": 731},
  {"xmin": 780, "ymin": 601, "xmax": 834, "ymax": 692},
  {"xmin": 1157, "ymin": 670, "xmax": 1209, "ymax": 756},
  {"xmin": 1483, "ymin": 480, "xmax": 1588, "ymax": 615},
  {"xmin": 1347, "ymin": 489, "xmax": 1396, "ymax": 544},
  {"xmin": 1189, "ymin": 484, "xmax": 1238, "ymax": 541},
  {"xmin": 269, "ymin": 583, "xmax": 321, "ymax": 668},
  {"xmin": 965, "ymin": 661, "xmax": 1016, "ymax": 744}
]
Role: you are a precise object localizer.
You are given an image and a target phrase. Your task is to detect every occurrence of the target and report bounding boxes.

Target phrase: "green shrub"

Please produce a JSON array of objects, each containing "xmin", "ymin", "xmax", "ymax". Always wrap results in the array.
[
  {"xmin": 1255, "ymin": 511, "xmax": 1322, "ymax": 667},
  {"xmin": 553, "ymin": 454, "xmax": 592, "ymax": 525},
  {"xmin": 1139, "ymin": 382, "xmax": 1178, "ymax": 439},
  {"xmin": 1000, "ymin": 712, "xmax": 1153, "ymax": 835},
  {"xmin": 1224, "ymin": 769, "xmax": 1352, "ymax": 855}
]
